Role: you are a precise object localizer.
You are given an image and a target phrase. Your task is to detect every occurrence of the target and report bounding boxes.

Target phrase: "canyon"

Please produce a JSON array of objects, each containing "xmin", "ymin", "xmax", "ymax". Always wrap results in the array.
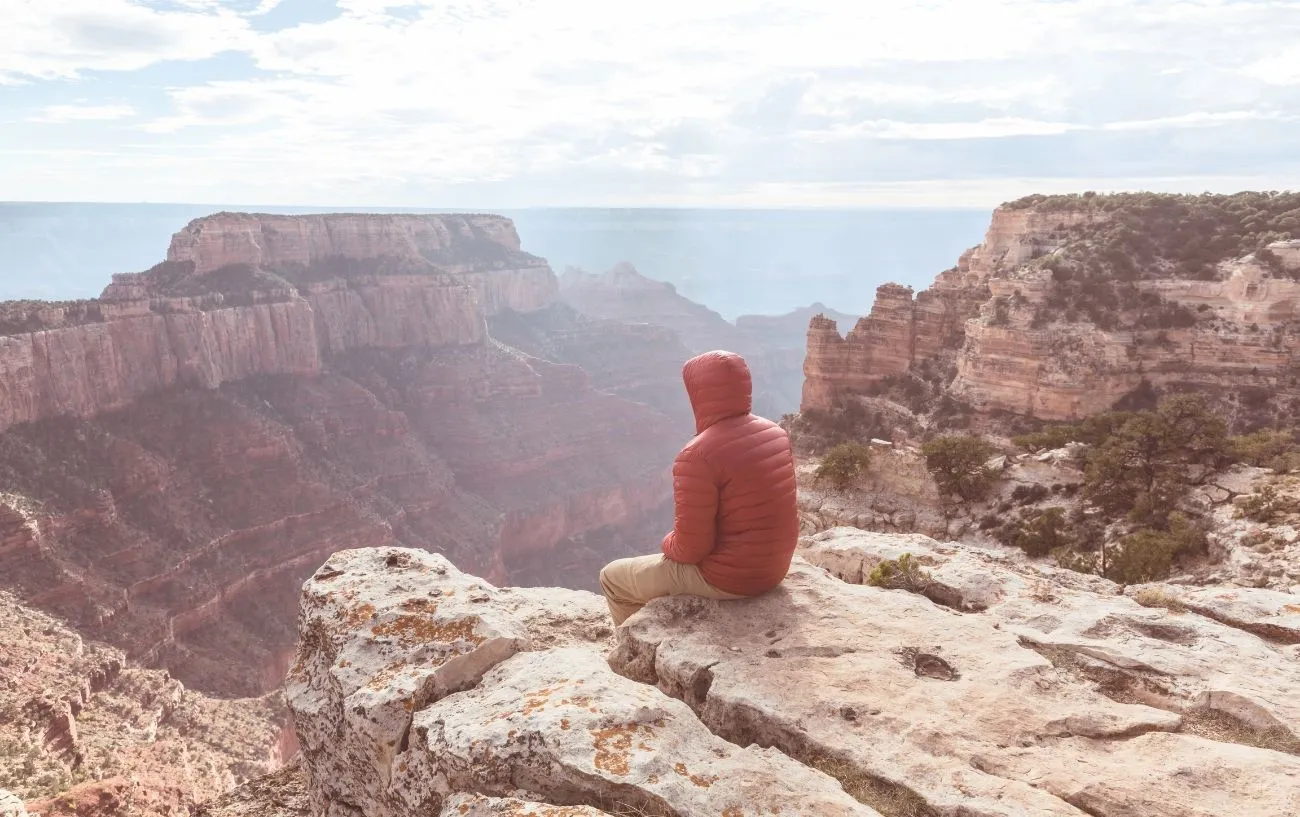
[
  {"xmin": 0, "ymin": 212, "xmax": 686, "ymax": 705},
  {"xmin": 9, "ymin": 197, "xmax": 1300, "ymax": 817},
  {"xmin": 561, "ymin": 262, "xmax": 856, "ymax": 418},
  {"xmin": 803, "ymin": 194, "xmax": 1300, "ymax": 426}
]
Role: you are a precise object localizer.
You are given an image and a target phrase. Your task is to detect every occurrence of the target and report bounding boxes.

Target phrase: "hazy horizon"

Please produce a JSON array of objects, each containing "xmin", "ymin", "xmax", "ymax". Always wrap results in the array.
[{"xmin": 0, "ymin": 203, "xmax": 992, "ymax": 318}]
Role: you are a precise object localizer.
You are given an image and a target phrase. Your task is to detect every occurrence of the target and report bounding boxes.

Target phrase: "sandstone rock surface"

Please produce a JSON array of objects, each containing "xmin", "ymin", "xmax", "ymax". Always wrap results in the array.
[
  {"xmin": 610, "ymin": 532, "xmax": 1300, "ymax": 817},
  {"xmin": 0, "ymin": 791, "xmax": 24, "ymax": 817},
  {"xmin": 270, "ymin": 534, "xmax": 1300, "ymax": 817},
  {"xmin": 286, "ymin": 547, "xmax": 874, "ymax": 817}
]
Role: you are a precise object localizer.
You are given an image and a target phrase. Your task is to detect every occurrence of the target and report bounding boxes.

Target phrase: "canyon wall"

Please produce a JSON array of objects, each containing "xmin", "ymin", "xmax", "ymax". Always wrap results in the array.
[
  {"xmin": 0, "ymin": 213, "xmax": 679, "ymax": 699},
  {"xmin": 802, "ymin": 195, "xmax": 1300, "ymax": 423}
]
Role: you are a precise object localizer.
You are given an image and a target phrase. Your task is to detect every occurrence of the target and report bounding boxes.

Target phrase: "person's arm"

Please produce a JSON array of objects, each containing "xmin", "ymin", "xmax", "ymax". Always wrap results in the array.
[{"xmin": 660, "ymin": 447, "xmax": 718, "ymax": 564}]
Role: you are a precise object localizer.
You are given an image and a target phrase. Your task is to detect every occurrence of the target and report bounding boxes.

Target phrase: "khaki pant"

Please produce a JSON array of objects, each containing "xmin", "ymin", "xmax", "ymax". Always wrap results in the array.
[{"xmin": 599, "ymin": 554, "xmax": 745, "ymax": 626}]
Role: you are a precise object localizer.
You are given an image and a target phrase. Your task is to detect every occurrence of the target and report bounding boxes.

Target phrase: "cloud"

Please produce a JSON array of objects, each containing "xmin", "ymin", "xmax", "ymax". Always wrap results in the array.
[
  {"xmin": 29, "ymin": 103, "xmax": 138, "ymax": 123},
  {"xmin": 0, "ymin": 1, "xmax": 254, "ymax": 83},
  {"xmin": 4, "ymin": 0, "xmax": 1300, "ymax": 205}
]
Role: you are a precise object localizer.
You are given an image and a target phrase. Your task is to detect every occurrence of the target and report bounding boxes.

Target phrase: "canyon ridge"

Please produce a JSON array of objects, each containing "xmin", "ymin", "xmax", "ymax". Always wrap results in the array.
[{"xmin": 803, "ymin": 192, "xmax": 1300, "ymax": 429}]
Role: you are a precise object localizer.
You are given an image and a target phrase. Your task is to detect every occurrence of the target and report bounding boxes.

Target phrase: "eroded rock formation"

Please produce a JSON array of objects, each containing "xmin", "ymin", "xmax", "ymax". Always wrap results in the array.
[
  {"xmin": 0, "ymin": 214, "xmax": 681, "ymax": 698},
  {"xmin": 561, "ymin": 263, "xmax": 856, "ymax": 417},
  {"xmin": 802, "ymin": 195, "xmax": 1300, "ymax": 423},
  {"xmin": 285, "ymin": 547, "xmax": 878, "ymax": 817},
  {"xmin": 267, "ymin": 531, "xmax": 1300, "ymax": 817}
]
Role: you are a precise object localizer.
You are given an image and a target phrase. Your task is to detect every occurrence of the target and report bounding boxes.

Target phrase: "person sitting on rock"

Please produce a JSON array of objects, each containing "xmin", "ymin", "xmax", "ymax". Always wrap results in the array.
[{"xmin": 599, "ymin": 350, "xmax": 800, "ymax": 625}]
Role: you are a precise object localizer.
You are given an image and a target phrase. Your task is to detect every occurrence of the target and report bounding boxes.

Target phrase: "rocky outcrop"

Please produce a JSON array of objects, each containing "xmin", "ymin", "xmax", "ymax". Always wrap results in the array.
[
  {"xmin": 0, "ymin": 791, "xmax": 25, "ymax": 817},
  {"xmin": 801, "ymin": 196, "xmax": 1300, "ymax": 423},
  {"xmin": 272, "ymin": 532, "xmax": 1300, "ymax": 817},
  {"xmin": 285, "ymin": 547, "xmax": 876, "ymax": 817},
  {"xmin": 0, "ymin": 214, "xmax": 681, "ymax": 699}
]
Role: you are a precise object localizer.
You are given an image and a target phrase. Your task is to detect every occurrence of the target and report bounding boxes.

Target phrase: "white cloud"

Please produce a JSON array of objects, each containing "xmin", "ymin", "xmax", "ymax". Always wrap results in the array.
[
  {"xmin": 0, "ymin": 1, "xmax": 254, "ymax": 83},
  {"xmin": 1242, "ymin": 48, "xmax": 1300, "ymax": 85},
  {"xmin": 29, "ymin": 103, "xmax": 138, "ymax": 123},
  {"xmin": 3, "ymin": 0, "xmax": 1300, "ymax": 204}
]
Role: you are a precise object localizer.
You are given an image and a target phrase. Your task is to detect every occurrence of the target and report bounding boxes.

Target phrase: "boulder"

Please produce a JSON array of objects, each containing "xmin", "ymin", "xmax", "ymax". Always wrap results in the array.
[{"xmin": 287, "ymin": 547, "xmax": 876, "ymax": 817}]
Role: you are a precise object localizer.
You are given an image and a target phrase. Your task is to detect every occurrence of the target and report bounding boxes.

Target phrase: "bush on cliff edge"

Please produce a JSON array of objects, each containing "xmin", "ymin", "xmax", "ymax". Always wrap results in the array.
[
  {"xmin": 815, "ymin": 442, "xmax": 874, "ymax": 492},
  {"xmin": 921, "ymin": 435, "xmax": 999, "ymax": 501}
]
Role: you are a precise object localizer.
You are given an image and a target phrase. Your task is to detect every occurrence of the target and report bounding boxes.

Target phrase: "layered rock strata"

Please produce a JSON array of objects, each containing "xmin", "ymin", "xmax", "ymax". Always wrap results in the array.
[
  {"xmin": 802, "ymin": 199, "xmax": 1300, "ymax": 422},
  {"xmin": 952, "ymin": 258, "xmax": 1300, "ymax": 419},
  {"xmin": 0, "ymin": 214, "xmax": 680, "ymax": 697}
]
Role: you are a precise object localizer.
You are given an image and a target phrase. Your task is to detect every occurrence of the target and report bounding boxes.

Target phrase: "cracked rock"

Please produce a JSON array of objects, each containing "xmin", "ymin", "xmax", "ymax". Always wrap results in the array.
[{"xmin": 616, "ymin": 539, "xmax": 1300, "ymax": 817}]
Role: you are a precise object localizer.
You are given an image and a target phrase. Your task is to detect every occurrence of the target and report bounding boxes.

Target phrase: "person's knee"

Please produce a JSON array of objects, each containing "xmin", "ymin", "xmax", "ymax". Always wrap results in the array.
[{"xmin": 598, "ymin": 561, "xmax": 618, "ymax": 595}]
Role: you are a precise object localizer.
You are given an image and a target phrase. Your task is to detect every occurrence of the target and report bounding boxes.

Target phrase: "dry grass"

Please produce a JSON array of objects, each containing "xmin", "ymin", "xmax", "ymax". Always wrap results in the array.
[
  {"xmin": 807, "ymin": 755, "xmax": 938, "ymax": 817},
  {"xmin": 1180, "ymin": 708, "xmax": 1300, "ymax": 756},
  {"xmin": 1130, "ymin": 586, "xmax": 1187, "ymax": 614}
]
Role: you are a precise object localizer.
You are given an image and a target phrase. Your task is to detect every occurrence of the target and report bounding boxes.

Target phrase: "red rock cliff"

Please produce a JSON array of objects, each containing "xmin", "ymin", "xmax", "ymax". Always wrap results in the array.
[
  {"xmin": 801, "ymin": 195, "xmax": 1300, "ymax": 423},
  {"xmin": 0, "ymin": 213, "xmax": 678, "ymax": 698}
]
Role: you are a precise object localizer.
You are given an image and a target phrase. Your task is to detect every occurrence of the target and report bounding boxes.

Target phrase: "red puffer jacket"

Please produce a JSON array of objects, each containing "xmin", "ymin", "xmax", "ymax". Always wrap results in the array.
[{"xmin": 660, "ymin": 350, "xmax": 800, "ymax": 595}]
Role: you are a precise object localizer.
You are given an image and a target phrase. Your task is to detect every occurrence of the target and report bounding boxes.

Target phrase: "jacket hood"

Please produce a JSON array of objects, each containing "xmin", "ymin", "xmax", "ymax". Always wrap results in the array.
[{"xmin": 682, "ymin": 350, "xmax": 752, "ymax": 434}]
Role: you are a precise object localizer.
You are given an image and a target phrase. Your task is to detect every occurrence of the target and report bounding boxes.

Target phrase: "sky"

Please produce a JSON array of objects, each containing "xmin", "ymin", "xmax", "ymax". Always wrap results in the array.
[{"xmin": 2, "ymin": 0, "xmax": 1300, "ymax": 208}]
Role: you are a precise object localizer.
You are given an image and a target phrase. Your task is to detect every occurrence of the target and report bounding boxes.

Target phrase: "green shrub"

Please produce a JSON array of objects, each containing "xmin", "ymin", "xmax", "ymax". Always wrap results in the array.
[
  {"xmin": 1237, "ymin": 485, "xmax": 1300, "ymax": 524},
  {"xmin": 1101, "ymin": 513, "xmax": 1208, "ymax": 584},
  {"xmin": 921, "ymin": 435, "xmax": 999, "ymax": 500},
  {"xmin": 788, "ymin": 396, "xmax": 899, "ymax": 454},
  {"xmin": 1011, "ymin": 483, "xmax": 1051, "ymax": 505},
  {"xmin": 867, "ymin": 553, "xmax": 932, "ymax": 593},
  {"xmin": 1230, "ymin": 429, "xmax": 1300, "ymax": 473},
  {"xmin": 815, "ymin": 442, "xmax": 873, "ymax": 491},
  {"xmin": 1004, "ymin": 506, "xmax": 1069, "ymax": 557}
]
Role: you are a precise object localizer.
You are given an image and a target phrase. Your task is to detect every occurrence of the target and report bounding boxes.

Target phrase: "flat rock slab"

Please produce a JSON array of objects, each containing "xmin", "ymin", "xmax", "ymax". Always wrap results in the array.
[
  {"xmin": 0, "ymin": 790, "xmax": 25, "ymax": 817},
  {"xmin": 400, "ymin": 648, "xmax": 877, "ymax": 817},
  {"xmin": 804, "ymin": 528, "xmax": 1300, "ymax": 745},
  {"xmin": 1128, "ymin": 582, "xmax": 1300, "ymax": 644},
  {"xmin": 287, "ymin": 547, "xmax": 873, "ymax": 817},
  {"xmin": 612, "ymin": 554, "xmax": 1300, "ymax": 817}
]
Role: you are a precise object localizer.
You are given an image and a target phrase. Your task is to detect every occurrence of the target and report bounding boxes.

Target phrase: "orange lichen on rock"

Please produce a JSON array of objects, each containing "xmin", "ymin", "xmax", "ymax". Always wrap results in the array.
[
  {"xmin": 399, "ymin": 598, "xmax": 440, "ymax": 614},
  {"xmin": 591, "ymin": 722, "xmax": 655, "ymax": 777},
  {"xmin": 371, "ymin": 614, "xmax": 484, "ymax": 648},
  {"xmin": 673, "ymin": 761, "xmax": 717, "ymax": 788},
  {"xmin": 339, "ymin": 603, "xmax": 377, "ymax": 627}
]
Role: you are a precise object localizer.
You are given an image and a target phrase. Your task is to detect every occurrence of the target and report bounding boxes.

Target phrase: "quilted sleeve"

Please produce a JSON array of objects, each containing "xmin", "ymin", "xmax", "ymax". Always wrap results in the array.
[{"xmin": 660, "ymin": 447, "xmax": 719, "ymax": 564}]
